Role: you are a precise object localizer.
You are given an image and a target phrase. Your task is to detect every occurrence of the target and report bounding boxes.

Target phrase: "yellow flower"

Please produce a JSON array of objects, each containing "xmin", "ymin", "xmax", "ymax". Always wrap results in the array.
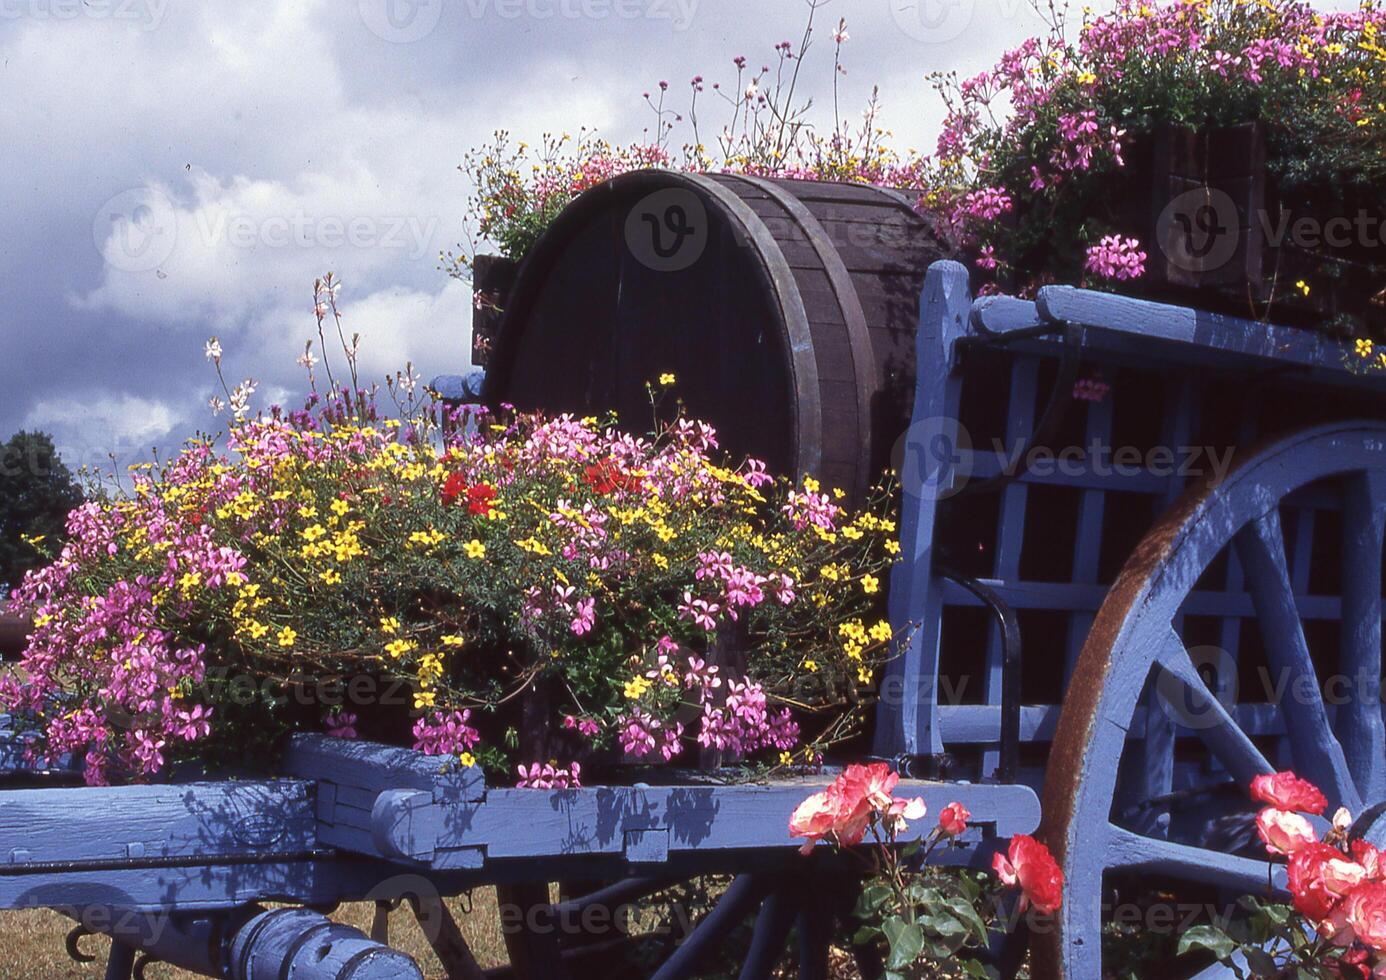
[
  {"xmin": 319, "ymin": 569, "xmax": 342, "ymax": 585},
  {"xmin": 820, "ymin": 564, "xmax": 840, "ymax": 582},
  {"xmin": 862, "ymin": 575, "xmax": 880, "ymax": 594},
  {"xmin": 804, "ymin": 659, "xmax": 819, "ymax": 672},
  {"xmin": 465, "ymin": 539, "xmax": 486, "ymax": 559},
  {"xmin": 277, "ymin": 626, "xmax": 297, "ymax": 648},
  {"xmin": 1357, "ymin": 338, "xmax": 1375, "ymax": 358},
  {"xmin": 885, "ymin": 540, "xmax": 901, "ymax": 555},
  {"xmin": 624, "ymin": 676, "xmax": 651, "ymax": 700},
  {"xmin": 385, "ymin": 638, "xmax": 416, "ymax": 660},
  {"xmin": 1295, "ymin": 280, "xmax": 1311, "ymax": 297},
  {"xmin": 380, "ymin": 617, "xmax": 400, "ymax": 634},
  {"xmin": 459, "ymin": 752, "xmax": 476, "ymax": 768},
  {"xmin": 1076, "ymin": 70, "xmax": 1098, "ymax": 84},
  {"xmin": 869, "ymin": 620, "xmax": 893, "ymax": 643},
  {"xmin": 652, "ymin": 553, "xmax": 669, "ymax": 570},
  {"xmin": 441, "ymin": 634, "xmax": 465, "ymax": 648},
  {"xmin": 414, "ymin": 690, "xmax": 437, "ymax": 709},
  {"xmin": 803, "ymin": 476, "xmax": 820, "ymax": 493},
  {"xmin": 330, "ymin": 499, "xmax": 350, "ymax": 516},
  {"xmin": 779, "ymin": 751, "xmax": 793, "ymax": 765},
  {"xmin": 659, "ymin": 373, "xmax": 677, "ymax": 386}
]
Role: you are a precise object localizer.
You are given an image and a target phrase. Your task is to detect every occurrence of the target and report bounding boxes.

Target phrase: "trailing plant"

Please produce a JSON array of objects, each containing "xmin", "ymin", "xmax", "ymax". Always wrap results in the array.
[
  {"xmin": 932, "ymin": 0, "xmax": 1386, "ymax": 328},
  {"xmin": 2, "ymin": 277, "xmax": 896, "ymax": 787}
]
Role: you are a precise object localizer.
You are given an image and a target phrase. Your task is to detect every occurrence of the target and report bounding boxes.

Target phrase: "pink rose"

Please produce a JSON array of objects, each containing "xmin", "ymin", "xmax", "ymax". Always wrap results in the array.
[
  {"xmin": 939, "ymin": 802, "xmax": 970, "ymax": 837},
  {"xmin": 1256, "ymin": 808, "xmax": 1318, "ymax": 856},
  {"xmin": 884, "ymin": 796, "xmax": 927, "ymax": 834},
  {"xmin": 1346, "ymin": 882, "xmax": 1386, "ymax": 952},
  {"xmin": 1287, "ymin": 842, "xmax": 1344, "ymax": 921},
  {"xmin": 1251, "ymin": 771, "xmax": 1328, "ymax": 815},
  {"xmin": 788, "ymin": 790, "xmax": 838, "ymax": 856},
  {"xmin": 992, "ymin": 835, "xmax": 1063, "ymax": 915},
  {"xmin": 1354, "ymin": 840, "xmax": 1386, "ymax": 881}
]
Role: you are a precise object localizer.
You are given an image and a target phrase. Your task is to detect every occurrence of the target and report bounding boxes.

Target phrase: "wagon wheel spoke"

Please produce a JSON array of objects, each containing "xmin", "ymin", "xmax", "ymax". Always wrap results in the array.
[
  {"xmin": 1236, "ymin": 509, "xmax": 1363, "ymax": 814},
  {"xmin": 1103, "ymin": 825, "xmax": 1285, "ymax": 894},
  {"xmin": 1152, "ymin": 628, "xmax": 1274, "ymax": 787},
  {"xmin": 1336, "ymin": 473, "xmax": 1386, "ymax": 802},
  {"xmin": 795, "ymin": 883, "xmax": 832, "ymax": 980},
  {"xmin": 738, "ymin": 885, "xmax": 797, "ymax": 980},
  {"xmin": 649, "ymin": 874, "xmax": 771, "ymax": 980}
]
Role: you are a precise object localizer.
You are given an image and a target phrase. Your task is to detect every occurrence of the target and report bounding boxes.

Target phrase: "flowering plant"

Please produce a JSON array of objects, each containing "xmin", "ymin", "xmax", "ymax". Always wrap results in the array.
[
  {"xmin": 3, "ymin": 283, "xmax": 896, "ymax": 786},
  {"xmin": 1178, "ymin": 770, "xmax": 1386, "ymax": 976},
  {"xmin": 789, "ymin": 763, "xmax": 1063, "ymax": 975},
  {"xmin": 444, "ymin": 1, "xmax": 930, "ymax": 271},
  {"xmin": 933, "ymin": 0, "xmax": 1386, "ymax": 328}
]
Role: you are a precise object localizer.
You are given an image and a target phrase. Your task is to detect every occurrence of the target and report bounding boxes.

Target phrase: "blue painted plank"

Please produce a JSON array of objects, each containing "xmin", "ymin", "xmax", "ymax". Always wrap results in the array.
[
  {"xmin": 878, "ymin": 260, "xmax": 972, "ymax": 757},
  {"xmin": 368, "ymin": 778, "xmax": 1042, "ymax": 869}
]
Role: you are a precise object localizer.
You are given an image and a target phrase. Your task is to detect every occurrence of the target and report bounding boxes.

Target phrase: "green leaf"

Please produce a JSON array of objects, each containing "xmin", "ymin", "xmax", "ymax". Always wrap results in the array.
[
  {"xmin": 883, "ymin": 916, "xmax": 926, "ymax": 971},
  {"xmin": 1244, "ymin": 947, "xmax": 1278, "ymax": 977},
  {"xmin": 853, "ymin": 925, "xmax": 881, "ymax": 945},
  {"xmin": 1177, "ymin": 925, "xmax": 1236, "ymax": 961},
  {"xmin": 920, "ymin": 912, "xmax": 968, "ymax": 938},
  {"xmin": 942, "ymin": 896, "xmax": 989, "ymax": 940},
  {"xmin": 856, "ymin": 884, "xmax": 894, "ymax": 918}
]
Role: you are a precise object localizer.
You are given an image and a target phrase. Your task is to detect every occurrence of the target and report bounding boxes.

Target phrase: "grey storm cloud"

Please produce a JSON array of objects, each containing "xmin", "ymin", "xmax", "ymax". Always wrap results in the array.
[{"xmin": 0, "ymin": 0, "xmax": 1067, "ymax": 474}]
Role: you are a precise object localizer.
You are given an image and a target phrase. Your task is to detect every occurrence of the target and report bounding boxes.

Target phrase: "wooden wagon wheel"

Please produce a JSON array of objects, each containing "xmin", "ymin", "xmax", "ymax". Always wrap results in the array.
[
  {"xmin": 1038, "ymin": 421, "xmax": 1386, "ymax": 978},
  {"xmin": 488, "ymin": 864, "xmax": 869, "ymax": 980}
]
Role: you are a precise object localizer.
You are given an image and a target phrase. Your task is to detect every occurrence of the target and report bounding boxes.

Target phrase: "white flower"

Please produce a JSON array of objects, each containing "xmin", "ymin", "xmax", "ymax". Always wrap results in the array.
[
  {"xmin": 296, "ymin": 343, "xmax": 318, "ymax": 370},
  {"xmin": 833, "ymin": 20, "xmax": 849, "ymax": 43},
  {"xmin": 229, "ymin": 379, "xmax": 257, "ymax": 420},
  {"xmin": 207, "ymin": 397, "xmax": 225, "ymax": 416},
  {"xmin": 204, "ymin": 337, "xmax": 222, "ymax": 363},
  {"xmin": 744, "ymin": 82, "xmax": 758, "ymax": 101}
]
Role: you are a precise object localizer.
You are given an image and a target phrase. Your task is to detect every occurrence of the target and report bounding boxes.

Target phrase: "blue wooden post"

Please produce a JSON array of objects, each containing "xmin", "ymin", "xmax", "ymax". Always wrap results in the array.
[{"xmin": 877, "ymin": 261, "xmax": 971, "ymax": 759}]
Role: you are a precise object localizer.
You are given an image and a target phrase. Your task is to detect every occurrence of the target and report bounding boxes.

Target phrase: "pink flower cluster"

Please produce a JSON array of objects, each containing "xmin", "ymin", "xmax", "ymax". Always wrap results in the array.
[
  {"xmin": 4, "ymin": 498, "xmax": 236, "ymax": 784},
  {"xmin": 411, "ymin": 710, "xmax": 481, "ymax": 756},
  {"xmin": 516, "ymin": 761, "xmax": 582, "ymax": 789},
  {"xmin": 1084, "ymin": 235, "xmax": 1147, "ymax": 281},
  {"xmin": 613, "ymin": 638, "xmax": 799, "ymax": 764}
]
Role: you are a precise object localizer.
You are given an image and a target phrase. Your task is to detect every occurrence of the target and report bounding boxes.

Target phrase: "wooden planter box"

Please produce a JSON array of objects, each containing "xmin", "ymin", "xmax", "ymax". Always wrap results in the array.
[
  {"xmin": 1122, "ymin": 123, "xmax": 1386, "ymax": 338},
  {"xmin": 470, "ymin": 254, "xmax": 518, "ymax": 367}
]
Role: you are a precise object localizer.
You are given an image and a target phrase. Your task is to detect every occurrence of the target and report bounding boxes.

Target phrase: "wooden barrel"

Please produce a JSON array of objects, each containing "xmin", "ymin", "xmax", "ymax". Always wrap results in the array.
[{"xmin": 482, "ymin": 172, "xmax": 951, "ymax": 502}]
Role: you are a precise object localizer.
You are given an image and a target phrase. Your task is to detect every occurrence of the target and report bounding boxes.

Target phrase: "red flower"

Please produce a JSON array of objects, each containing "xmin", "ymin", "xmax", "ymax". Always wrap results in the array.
[
  {"xmin": 466, "ymin": 483, "xmax": 497, "ymax": 516},
  {"xmin": 1251, "ymin": 771, "xmax": 1328, "ymax": 815},
  {"xmin": 939, "ymin": 802, "xmax": 970, "ymax": 837},
  {"xmin": 583, "ymin": 459, "xmax": 640, "ymax": 495},
  {"xmin": 992, "ymin": 835, "xmax": 1063, "ymax": 915},
  {"xmin": 1346, "ymin": 881, "xmax": 1386, "ymax": 952},
  {"xmin": 1287, "ymin": 842, "xmax": 1346, "ymax": 922},
  {"xmin": 441, "ymin": 472, "xmax": 468, "ymax": 506}
]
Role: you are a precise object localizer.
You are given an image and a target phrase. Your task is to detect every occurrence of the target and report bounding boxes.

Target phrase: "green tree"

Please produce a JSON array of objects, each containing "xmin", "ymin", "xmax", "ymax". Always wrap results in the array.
[{"xmin": 0, "ymin": 431, "xmax": 84, "ymax": 595}]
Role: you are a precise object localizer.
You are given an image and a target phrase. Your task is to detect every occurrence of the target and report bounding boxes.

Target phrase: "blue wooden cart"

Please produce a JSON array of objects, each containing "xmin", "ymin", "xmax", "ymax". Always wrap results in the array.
[{"xmin": 5, "ymin": 259, "xmax": 1386, "ymax": 978}]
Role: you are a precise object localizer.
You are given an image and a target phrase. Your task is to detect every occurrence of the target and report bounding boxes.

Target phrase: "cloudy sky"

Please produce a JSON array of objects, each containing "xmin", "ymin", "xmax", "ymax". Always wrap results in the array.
[{"xmin": 1, "ymin": 0, "xmax": 1090, "ymax": 472}]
